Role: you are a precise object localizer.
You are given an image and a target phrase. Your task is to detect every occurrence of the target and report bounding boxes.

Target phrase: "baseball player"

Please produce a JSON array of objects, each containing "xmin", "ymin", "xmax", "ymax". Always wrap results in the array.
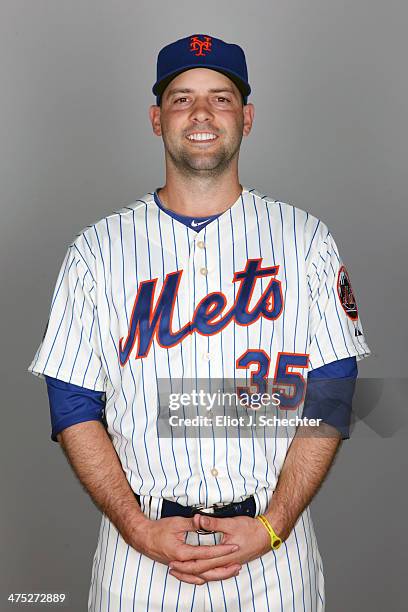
[{"xmin": 28, "ymin": 34, "xmax": 371, "ymax": 611}]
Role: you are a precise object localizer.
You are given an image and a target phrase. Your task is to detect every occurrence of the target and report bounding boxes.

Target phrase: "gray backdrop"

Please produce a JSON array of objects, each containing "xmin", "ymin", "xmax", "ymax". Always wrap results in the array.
[{"xmin": 1, "ymin": 1, "xmax": 407, "ymax": 610}]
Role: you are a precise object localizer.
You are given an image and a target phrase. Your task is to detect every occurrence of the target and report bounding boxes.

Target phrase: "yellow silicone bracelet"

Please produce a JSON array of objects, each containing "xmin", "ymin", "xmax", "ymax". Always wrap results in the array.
[{"xmin": 256, "ymin": 514, "xmax": 283, "ymax": 550}]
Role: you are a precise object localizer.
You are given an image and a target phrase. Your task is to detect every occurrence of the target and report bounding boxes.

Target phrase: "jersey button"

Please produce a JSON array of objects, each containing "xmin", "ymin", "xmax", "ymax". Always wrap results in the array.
[
  {"xmin": 203, "ymin": 352, "xmax": 211, "ymax": 361},
  {"xmin": 210, "ymin": 468, "xmax": 218, "ymax": 477},
  {"xmin": 200, "ymin": 267, "xmax": 208, "ymax": 276},
  {"xmin": 197, "ymin": 240, "xmax": 205, "ymax": 249}
]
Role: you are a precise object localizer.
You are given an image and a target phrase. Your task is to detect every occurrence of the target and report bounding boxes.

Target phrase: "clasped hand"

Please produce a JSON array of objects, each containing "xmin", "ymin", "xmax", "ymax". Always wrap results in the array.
[{"xmin": 137, "ymin": 513, "xmax": 271, "ymax": 585}]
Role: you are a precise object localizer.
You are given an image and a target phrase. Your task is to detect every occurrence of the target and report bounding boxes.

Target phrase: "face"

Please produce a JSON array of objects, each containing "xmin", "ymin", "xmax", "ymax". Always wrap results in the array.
[{"xmin": 149, "ymin": 68, "xmax": 254, "ymax": 177}]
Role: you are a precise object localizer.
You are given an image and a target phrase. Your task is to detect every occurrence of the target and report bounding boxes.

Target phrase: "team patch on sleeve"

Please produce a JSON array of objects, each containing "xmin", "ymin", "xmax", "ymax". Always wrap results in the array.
[{"xmin": 337, "ymin": 265, "xmax": 358, "ymax": 320}]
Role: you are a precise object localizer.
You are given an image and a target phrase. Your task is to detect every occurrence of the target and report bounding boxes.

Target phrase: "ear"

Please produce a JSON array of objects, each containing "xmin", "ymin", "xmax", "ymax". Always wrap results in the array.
[
  {"xmin": 242, "ymin": 102, "xmax": 255, "ymax": 137},
  {"xmin": 149, "ymin": 104, "xmax": 162, "ymax": 136}
]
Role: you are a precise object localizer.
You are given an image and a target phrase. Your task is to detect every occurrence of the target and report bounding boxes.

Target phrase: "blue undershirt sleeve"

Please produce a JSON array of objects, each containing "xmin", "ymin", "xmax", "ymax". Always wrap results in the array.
[
  {"xmin": 45, "ymin": 375, "xmax": 106, "ymax": 442},
  {"xmin": 302, "ymin": 356, "xmax": 358, "ymax": 439}
]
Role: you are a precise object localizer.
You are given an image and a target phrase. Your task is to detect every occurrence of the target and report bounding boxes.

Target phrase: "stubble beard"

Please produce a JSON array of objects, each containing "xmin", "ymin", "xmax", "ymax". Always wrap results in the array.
[{"xmin": 163, "ymin": 129, "xmax": 243, "ymax": 179}]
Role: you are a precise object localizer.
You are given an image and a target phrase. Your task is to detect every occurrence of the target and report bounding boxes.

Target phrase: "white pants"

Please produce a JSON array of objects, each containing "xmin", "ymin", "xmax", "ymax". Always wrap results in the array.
[{"xmin": 88, "ymin": 495, "xmax": 325, "ymax": 611}]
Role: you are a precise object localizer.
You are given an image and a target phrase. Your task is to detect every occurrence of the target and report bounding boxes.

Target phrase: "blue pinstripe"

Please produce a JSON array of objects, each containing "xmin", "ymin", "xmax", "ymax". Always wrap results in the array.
[
  {"xmin": 284, "ymin": 541, "xmax": 296, "ymax": 612},
  {"xmin": 107, "ymin": 531, "xmax": 120, "ymax": 612},
  {"xmin": 302, "ymin": 239, "xmax": 316, "ymax": 604},
  {"xmin": 308, "ymin": 509, "xmax": 324, "ymax": 607},
  {"xmin": 305, "ymin": 220, "xmax": 321, "ymax": 261},
  {"xmin": 300, "ymin": 515, "xmax": 314, "ymax": 611},
  {"xmin": 293, "ymin": 528, "xmax": 306, "ymax": 611},
  {"xmin": 265, "ymin": 201, "xmax": 279, "ymax": 482},
  {"xmin": 144, "ymin": 204, "xmax": 168, "ymax": 497},
  {"xmin": 81, "ymin": 231, "xmax": 97, "ymax": 262},
  {"xmin": 272, "ymin": 549, "xmax": 284, "ymax": 612},
  {"xmin": 253, "ymin": 196, "xmax": 272, "ymax": 492},
  {"xmin": 170, "ymin": 216, "xmax": 193, "ymax": 503},
  {"xmin": 137, "ymin": 331, "xmax": 158, "ymax": 495},
  {"xmin": 202, "ymin": 225, "xmax": 223, "ymax": 503},
  {"xmin": 68, "ymin": 267, "xmax": 88, "ymax": 381},
  {"xmin": 310, "ymin": 261, "xmax": 340, "ymax": 360},
  {"xmin": 118, "ymin": 544, "xmax": 129, "ymax": 612},
  {"xmin": 293, "ymin": 208, "xmax": 301, "ymax": 351},
  {"xmin": 157, "ymin": 207, "xmax": 179, "ymax": 499},
  {"xmin": 98, "ymin": 520, "xmax": 111, "ymax": 612},
  {"xmin": 259, "ymin": 556, "xmax": 272, "ymax": 612},
  {"xmin": 189, "ymin": 585, "xmax": 197, "ymax": 612},
  {"xmin": 39, "ymin": 255, "xmax": 76, "ymax": 372},
  {"xmin": 279, "ymin": 203, "xmax": 300, "ymax": 611},
  {"xmin": 126, "ymin": 208, "xmax": 144, "ymax": 490},
  {"xmin": 229, "ymin": 208, "xmax": 247, "ymax": 497},
  {"xmin": 90, "ymin": 514, "xmax": 106, "ymax": 609},
  {"xmin": 192, "ymin": 237, "xmax": 210, "ymax": 506},
  {"xmin": 131, "ymin": 536, "xmax": 143, "ymax": 611},
  {"xmin": 104, "ymin": 217, "xmax": 129, "ymax": 611},
  {"xmin": 278, "ymin": 203, "xmax": 293, "ymax": 464},
  {"xmin": 290, "ymin": 206, "xmax": 308, "ymax": 611},
  {"xmin": 165, "ymin": 221, "xmax": 204, "ymax": 496},
  {"xmin": 53, "ymin": 268, "xmax": 79, "ymax": 377},
  {"xmin": 209, "ymin": 532, "xmax": 228, "ymax": 612},
  {"xmin": 48, "ymin": 248, "xmax": 71, "ymax": 311},
  {"xmin": 115, "ymin": 212, "xmax": 138, "ymax": 612},
  {"xmin": 72, "ymin": 243, "xmax": 96, "ymax": 283},
  {"xmin": 216, "ymin": 217, "xmax": 236, "ymax": 501},
  {"xmin": 241, "ymin": 193, "xmax": 260, "ymax": 495},
  {"xmin": 246, "ymin": 562, "xmax": 256, "ymax": 612},
  {"xmin": 106, "ymin": 217, "xmax": 130, "ymax": 469}
]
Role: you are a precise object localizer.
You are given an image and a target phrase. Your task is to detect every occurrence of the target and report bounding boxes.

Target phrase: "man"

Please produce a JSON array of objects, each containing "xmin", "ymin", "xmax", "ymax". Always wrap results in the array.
[{"xmin": 28, "ymin": 34, "xmax": 371, "ymax": 611}]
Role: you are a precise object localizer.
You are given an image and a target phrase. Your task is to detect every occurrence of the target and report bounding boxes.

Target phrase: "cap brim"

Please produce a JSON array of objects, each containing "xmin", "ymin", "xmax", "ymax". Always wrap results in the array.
[{"xmin": 152, "ymin": 64, "xmax": 251, "ymax": 99}]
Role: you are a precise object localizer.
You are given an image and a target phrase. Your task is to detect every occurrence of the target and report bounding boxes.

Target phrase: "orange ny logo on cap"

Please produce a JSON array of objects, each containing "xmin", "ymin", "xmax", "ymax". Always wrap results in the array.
[{"xmin": 190, "ymin": 35, "xmax": 212, "ymax": 57}]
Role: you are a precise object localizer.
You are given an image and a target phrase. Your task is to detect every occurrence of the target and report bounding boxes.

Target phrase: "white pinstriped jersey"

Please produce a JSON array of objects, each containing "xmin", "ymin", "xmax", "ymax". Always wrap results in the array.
[{"xmin": 28, "ymin": 186, "xmax": 370, "ymax": 611}]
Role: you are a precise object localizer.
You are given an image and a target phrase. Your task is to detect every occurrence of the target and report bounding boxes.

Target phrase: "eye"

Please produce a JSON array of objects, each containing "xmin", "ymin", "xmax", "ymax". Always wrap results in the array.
[
  {"xmin": 174, "ymin": 97, "xmax": 189, "ymax": 104},
  {"xmin": 216, "ymin": 96, "xmax": 230, "ymax": 103}
]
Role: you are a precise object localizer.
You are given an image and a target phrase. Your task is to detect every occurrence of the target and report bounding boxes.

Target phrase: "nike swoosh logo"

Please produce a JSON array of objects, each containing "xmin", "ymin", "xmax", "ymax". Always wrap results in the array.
[{"xmin": 191, "ymin": 219, "xmax": 210, "ymax": 227}]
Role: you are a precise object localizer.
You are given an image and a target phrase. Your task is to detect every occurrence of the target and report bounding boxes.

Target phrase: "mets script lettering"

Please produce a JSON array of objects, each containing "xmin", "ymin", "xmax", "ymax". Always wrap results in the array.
[{"xmin": 119, "ymin": 258, "xmax": 283, "ymax": 364}]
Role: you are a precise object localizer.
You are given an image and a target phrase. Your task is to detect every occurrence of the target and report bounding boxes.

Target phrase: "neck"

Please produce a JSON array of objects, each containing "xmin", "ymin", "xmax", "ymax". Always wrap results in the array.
[{"xmin": 157, "ymin": 165, "xmax": 243, "ymax": 217}]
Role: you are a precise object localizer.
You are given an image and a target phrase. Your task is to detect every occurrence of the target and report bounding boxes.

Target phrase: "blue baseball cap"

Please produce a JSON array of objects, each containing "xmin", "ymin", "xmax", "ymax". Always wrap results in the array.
[{"xmin": 152, "ymin": 34, "xmax": 251, "ymax": 105}]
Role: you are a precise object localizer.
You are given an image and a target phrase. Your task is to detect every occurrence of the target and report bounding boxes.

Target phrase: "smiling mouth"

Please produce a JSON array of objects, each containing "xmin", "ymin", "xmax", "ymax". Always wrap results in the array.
[{"xmin": 186, "ymin": 132, "xmax": 219, "ymax": 143}]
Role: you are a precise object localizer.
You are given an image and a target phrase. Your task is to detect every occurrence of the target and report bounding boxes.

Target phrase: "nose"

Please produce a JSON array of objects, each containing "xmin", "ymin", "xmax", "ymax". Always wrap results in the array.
[{"xmin": 190, "ymin": 98, "xmax": 214, "ymax": 124}]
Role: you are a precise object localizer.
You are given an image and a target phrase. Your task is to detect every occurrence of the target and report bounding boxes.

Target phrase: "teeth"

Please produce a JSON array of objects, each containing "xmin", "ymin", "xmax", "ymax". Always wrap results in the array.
[{"xmin": 187, "ymin": 133, "xmax": 217, "ymax": 141}]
